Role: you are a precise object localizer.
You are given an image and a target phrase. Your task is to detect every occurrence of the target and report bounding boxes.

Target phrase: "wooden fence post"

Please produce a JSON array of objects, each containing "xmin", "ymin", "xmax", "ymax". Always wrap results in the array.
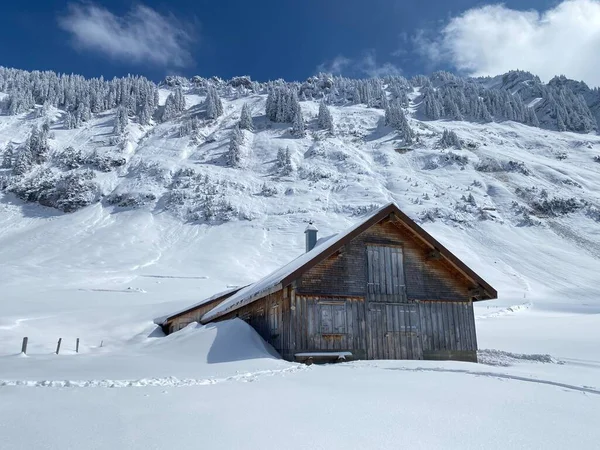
[
  {"xmin": 76, "ymin": 338, "xmax": 80, "ymax": 353},
  {"xmin": 21, "ymin": 337, "xmax": 28, "ymax": 355},
  {"xmin": 56, "ymin": 338, "xmax": 62, "ymax": 355}
]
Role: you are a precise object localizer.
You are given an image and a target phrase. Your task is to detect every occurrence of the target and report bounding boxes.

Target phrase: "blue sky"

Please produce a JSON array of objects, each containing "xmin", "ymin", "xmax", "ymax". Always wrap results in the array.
[{"xmin": 1, "ymin": 0, "xmax": 599, "ymax": 85}]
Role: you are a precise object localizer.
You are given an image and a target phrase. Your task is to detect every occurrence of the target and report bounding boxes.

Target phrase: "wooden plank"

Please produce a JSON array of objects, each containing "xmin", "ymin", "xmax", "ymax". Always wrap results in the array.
[
  {"xmin": 447, "ymin": 302, "xmax": 456, "ymax": 351},
  {"xmin": 441, "ymin": 302, "xmax": 449, "ymax": 350},
  {"xmin": 468, "ymin": 302, "xmax": 478, "ymax": 351},
  {"xmin": 374, "ymin": 247, "xmax": 382, "ymax": 302},
  {"xmin": 384, "ymin": 247, "xmax": 393, "ymax": 297},
  {"xmin": 391, "ymin": 305, "xmax": 399, "ymax": 359},
  {"xmin": 456, "ymin": 303, "xmax": 465, "ymax": 351},
  {"xmin": 367, "ymin": 247, "xmax": 373, "ymax": 297}
]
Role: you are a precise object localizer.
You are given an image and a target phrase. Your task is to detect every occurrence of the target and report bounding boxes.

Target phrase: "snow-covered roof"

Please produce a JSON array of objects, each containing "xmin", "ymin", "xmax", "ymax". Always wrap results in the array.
[
  {"xmin": 201, "ymin": 203, "xmax": 393, "ymax": 323},
  {"xmin": 153, "ymin": 285, "xmax": 247, "ymax": 325},
  {"xmin": 200, "ymin": 201, "xmax": 497, "ymax": 323}
]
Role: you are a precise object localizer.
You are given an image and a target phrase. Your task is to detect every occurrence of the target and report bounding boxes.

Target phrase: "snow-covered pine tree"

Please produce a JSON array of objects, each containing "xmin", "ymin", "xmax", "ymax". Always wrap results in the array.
[
  {"xmin": 12, "ymin": 146, "xmax": 33, "ymax": 175},
  {"xmin": 114, "ymin": 106, "xmax": 128, "ymax": 135},
  {"xmin": 239, "ymin": 103, "xmax": 254, "ymax": 130},
  {"xmin": 385, "ymin": 99, "xmax": 414, "ymax": 144},
  {"xmin": 317, "ymin": 101, "xmax": 334, "ymax": 132},
  {"xmin": 1, "ymin": 143, "xmax": 14, "ymax": 168},
  {"xmin": 292, "ymin": 107, "xmax": 306, "ymax": 137},
  {"xmin": 277, "ymin": 147, "xmax": 293, "ymax": 175},
  {"xmin": 64, "ymin": 111, "xmax": 78, "ymax": 129},
  {"xmin": 205, "ymin": 85, "xmax": 223, "ymax": 120},
  {"xmin": 162, "ymin": 87, "xmax": 186, "ymax": 122},
  {"xmin": 25, "ymin": 125, "xmax": 50, "ymax": 164},
  {"xmin": 266, "ymin": 86, "xmax": 301, "ymax": 123},
  {"xmin": 226, "ymin": 125, "xmax": 243, "ymax": 168}
]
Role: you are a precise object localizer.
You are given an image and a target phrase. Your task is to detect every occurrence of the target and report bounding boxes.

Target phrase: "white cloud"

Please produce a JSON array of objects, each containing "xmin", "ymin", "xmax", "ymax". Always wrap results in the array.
[
  {"xmin": 58, "ymin": 2, "xmax": 196, "ymax": 67},
  {"xmin": 317, "ymin": 55, "xmax": 352, "ymax": 74},
  {"xmin": 317, "ymin": 51, "xmax": 402, "ymax": 78},
  {"xmin": 416, "ymin": 0, "xmax": 600, "ymax": 86}
]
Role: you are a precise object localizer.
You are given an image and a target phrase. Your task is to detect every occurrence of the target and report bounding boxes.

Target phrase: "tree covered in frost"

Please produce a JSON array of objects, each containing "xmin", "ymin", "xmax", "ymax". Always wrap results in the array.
[
  {"xmin": 292, "ymin": 107, "xmax": 306, "ymax": 137},
  {"xmin": 385, "ymin": 99, "xmax": 414, "ymax": 143},
  {"xmin": 2, "ymin": 143, "xmax": 14, "ymax": 168},
  {"xmin": 26, "ymin": 125, "xmax": 50, "ymax": 164},
  {"xmin": 179, "ymin": 116, "xmax": 201, "ymax": 137},
  {"xmin": 162, "ymin": 87, "xmax": 186, "ymax": 122},
  {"xmin": 266, "ymin": 86, "xmax": 300, "ymax": 123},
  {"xmin": 12, "ymin": 147, "xmax": 34, "ymax": 175},
  {"xmin": 239, "ymin": 103, "xmax": 253, "ymax": 130},
  {"xmin": 114, "ymin": 106, "xmax": 128, "ymax": 134},
  {"xmin": 317, "ymin": 101, "xmax": 334, "ymax": 132},
  {"xmin": 0, "ymin": 67, "xmax": 159, "ymax": 124},
  {"xmin": 439, "ymin": 129, "xmax": 461, "ymax": 149},
  {"xmin": 205, "ymin": 85, "xmax": 223, "ymax": 119},
  {"xmin": 226, "ymin": 124, "xmax": 243, "ymax": 167},
  {"xmin": 277, "ymin": 147, "xmax": 293, "ymax": 175}
]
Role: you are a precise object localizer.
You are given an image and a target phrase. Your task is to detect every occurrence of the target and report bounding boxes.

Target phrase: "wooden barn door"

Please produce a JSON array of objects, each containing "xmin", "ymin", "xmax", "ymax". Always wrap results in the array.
[{"xmin": 366, "ymin": 245, "xmax": 422, "ymax": 360}]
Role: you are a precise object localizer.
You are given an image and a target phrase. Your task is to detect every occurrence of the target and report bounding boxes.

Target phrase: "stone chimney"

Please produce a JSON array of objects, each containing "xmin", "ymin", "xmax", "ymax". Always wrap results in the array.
[{"xmin": 304, "ymin": 222, "xmax": 318, "ymax": 253}]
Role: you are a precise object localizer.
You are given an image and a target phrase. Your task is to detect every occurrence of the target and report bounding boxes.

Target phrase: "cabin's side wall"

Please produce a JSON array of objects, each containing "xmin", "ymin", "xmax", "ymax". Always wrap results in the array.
[
  {"xmin": 418, "ymin": 301, "xmax": 477, "ymax": 362},
  {"xmin": 166, "ymin": 298, "xmax": 226, "ymax": 334},
  {"xmin": 211, "ymin": 291, "xmax": 286, "ymax": 354},
  {"xmin": 281, "ymin": 292, "xmax": 367, "ymax": 361}
]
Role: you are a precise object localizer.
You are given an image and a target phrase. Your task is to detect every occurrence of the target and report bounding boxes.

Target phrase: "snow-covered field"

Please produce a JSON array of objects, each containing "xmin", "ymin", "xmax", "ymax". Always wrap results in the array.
[{"xmin": 1, "ymin": 81, "xmax": 600, "ymax": 449}]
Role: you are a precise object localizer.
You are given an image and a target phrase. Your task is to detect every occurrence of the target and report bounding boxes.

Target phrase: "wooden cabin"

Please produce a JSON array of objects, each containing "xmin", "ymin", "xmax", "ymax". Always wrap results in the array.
[{"xmin": 156, "ymin": 203, "xmax": 497, "ymax": 363}]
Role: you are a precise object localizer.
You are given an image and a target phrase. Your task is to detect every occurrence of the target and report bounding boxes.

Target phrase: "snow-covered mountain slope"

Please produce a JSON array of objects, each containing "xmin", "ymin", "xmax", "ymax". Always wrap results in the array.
[{"xmin": 1, "ymin": 73, "xmax": 600, "ymax": 449}]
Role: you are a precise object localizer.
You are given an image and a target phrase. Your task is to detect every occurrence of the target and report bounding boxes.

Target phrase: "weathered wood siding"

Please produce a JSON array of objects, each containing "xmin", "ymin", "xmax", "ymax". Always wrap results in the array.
[
  {"xmin": 211, "ymin": 291, "xmax": 286, "ymax": 352},
  {"xmin": 297, "ymin": 218, "xmax": 473, "ymax": 302},
  {"xmin": 167, "ymin": 298, "xmax": 226, "ymax": 333},
  {"xmin": 282, "ymin": 294, "xmax": 367, "ymax": 361},
  {"xmin": 367, "ymin": 302, "xmax": 422, "ymax": 359},
  {"xmin": 366, "ymin": 244, "xmax": 407, "ymax": 302},
  {"xmin": 418, "ymin": 300, "xmax": 477, "ymax": 362}
]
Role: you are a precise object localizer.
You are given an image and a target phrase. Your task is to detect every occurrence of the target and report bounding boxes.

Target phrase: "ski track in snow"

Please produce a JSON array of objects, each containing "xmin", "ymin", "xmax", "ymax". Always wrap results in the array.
[
  {"xmin": 0, "ymin": 365, "xmax": 308, "ymax": 389},
  {"xmin": 383, "ymin": 366, "xmax": 600, "ymax": 396}
]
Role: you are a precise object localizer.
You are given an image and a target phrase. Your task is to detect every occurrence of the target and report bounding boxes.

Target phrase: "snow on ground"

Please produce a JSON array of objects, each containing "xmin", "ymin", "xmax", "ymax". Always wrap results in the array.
[{"xmin": 1, "ymin": 88, "xmax": 600, "ymax": 448}]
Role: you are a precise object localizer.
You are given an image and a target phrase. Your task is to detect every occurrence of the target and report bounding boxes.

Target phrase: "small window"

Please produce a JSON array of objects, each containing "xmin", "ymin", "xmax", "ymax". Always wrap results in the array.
[{"xmin": 320, "ymin": 303, "xmax": 346, "ymax": 334}]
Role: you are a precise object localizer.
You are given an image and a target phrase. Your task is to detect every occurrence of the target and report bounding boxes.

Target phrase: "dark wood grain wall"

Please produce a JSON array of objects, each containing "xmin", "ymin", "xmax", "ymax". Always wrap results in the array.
[
  {"xmin": 297, "ymin": 218, "xmax": 474, "ymax": 302},
  {"xmin": 281, "ymin": 293, "xmax": 367, "ymax": 361},
  {"xmin": 418, "ymin": 301, "xmax": 477, "ymax": 362}
]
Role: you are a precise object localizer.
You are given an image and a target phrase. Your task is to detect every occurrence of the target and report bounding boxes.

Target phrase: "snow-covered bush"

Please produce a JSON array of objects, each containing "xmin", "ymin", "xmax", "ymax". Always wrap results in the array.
[
  {"xmin": 260, "ymin": 183, "xmax": 278, "ymax": 197},
  {"xmin": 56, "ymin": 146, "xmax": 84, "ymax": 170},
  {"xmin": 476, "ymin": 159, "xmax": 529, "ymax": 175},
  {"xmin": 107, "ymin": 192, "xmax": 157, "ymax": 208},
  {"xmin": 439, "ymin": 129, "xmax": 461, "ymax": 149},
  {"xmin": 531, "ymin": 197, "xmax": 583, "ymax": 217},
  {"xmin": 86, "ymin": 151, "xmax": 126, "ymax": 172}
]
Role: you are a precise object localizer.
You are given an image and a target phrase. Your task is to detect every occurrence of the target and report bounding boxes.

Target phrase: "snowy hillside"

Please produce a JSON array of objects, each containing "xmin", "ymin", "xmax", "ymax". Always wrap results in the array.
[{"xmin": 1, "ymin": 68, "xmax": 600, "ymax": 449}]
